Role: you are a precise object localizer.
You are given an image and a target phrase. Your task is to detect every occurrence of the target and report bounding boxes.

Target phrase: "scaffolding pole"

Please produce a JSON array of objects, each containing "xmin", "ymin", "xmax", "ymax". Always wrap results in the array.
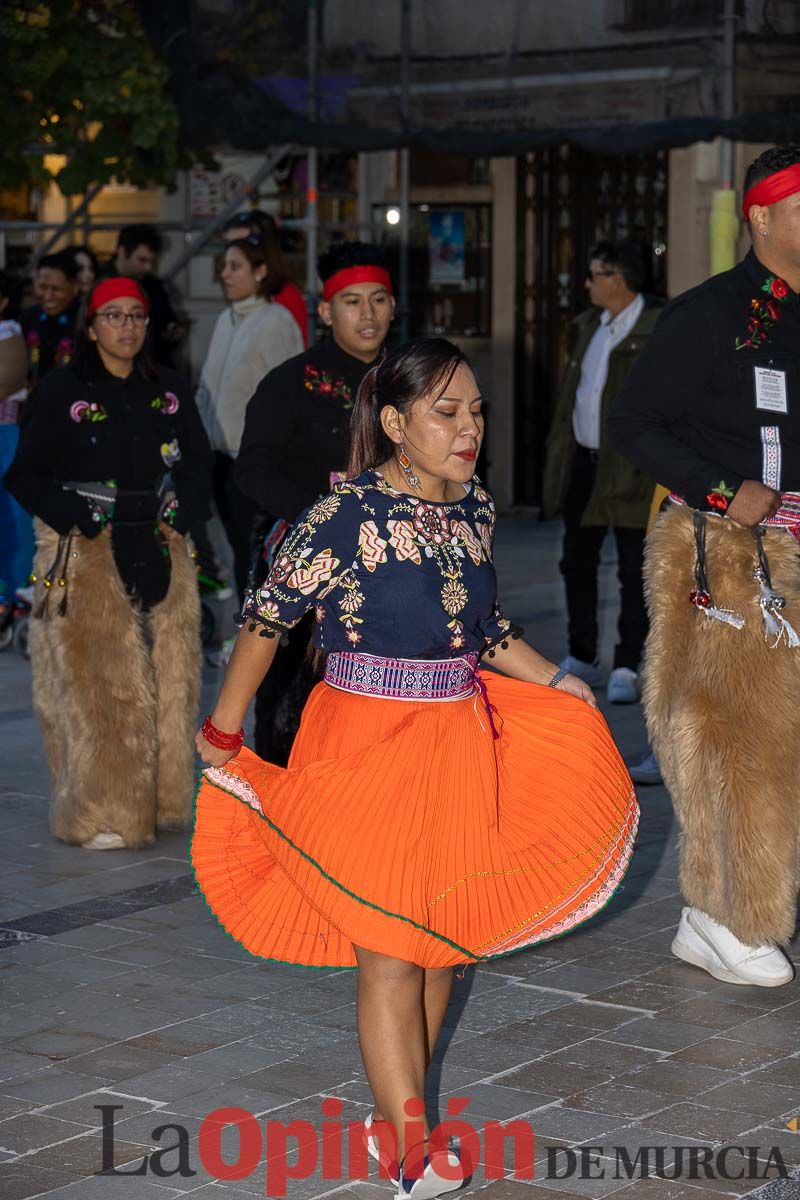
[
  {"xmin": 398, "ymin": 0, "xmax": 411, "ymax": 342},
  {"xmin": 36, "ymin": 182, "xmax": 105, "ymax": 258},
  {"xmin": 163, "ymin": 146, "xmax": 293, "ymax": 282},
  {"xmin": 306, "ymin": 0, "xmax": 320, "ymax": 335}
]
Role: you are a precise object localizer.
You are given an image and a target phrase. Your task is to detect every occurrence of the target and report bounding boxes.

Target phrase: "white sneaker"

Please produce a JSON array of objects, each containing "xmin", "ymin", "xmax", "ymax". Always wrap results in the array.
[
  {"xmin": 397, "ymin": 1150, "xmax": 463, "ymax": 1199},
  {"xmin": 672, "ymin": 907, "xmax": 794, "ymax": 987},
  {"xmin": 607, "ymin": 667, "xmax": 639, "ymax": 704},
  {"xmin": 82, "ymin": 831, "xmax": 126, "ymax": 851},
  {"xmin": 364, "ymin": 1111, "xmax": 398, "ymax": 1182},
  {"xmin": 559, "ymin": 655, "xmax": 605, "ymax": 688}
]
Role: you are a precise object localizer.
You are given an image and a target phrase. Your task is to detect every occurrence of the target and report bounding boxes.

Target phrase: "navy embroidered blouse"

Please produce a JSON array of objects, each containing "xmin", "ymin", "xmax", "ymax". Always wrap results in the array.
[{"xmin": 242, "ymin": 469, "xmax": 519, "ymax": 659}]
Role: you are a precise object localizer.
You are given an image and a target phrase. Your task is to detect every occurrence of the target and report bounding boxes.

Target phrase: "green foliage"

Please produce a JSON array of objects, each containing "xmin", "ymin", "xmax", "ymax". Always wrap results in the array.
[{"xmin": 0, "ymin": 0, "xmax": 196, "ymax": 194}]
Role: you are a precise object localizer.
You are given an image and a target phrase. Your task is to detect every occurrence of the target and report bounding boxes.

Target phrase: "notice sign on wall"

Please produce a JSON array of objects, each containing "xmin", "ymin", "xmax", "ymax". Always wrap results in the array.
[{"xmin": 428, "ymin": 211, "xmax": 466, "ymax": 284}]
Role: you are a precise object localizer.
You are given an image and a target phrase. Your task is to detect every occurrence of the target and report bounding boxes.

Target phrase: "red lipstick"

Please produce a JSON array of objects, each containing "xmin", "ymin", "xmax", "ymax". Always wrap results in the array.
[{"xmin": 455, "ymin": 450, "xmax": 477, "ymax": 461}]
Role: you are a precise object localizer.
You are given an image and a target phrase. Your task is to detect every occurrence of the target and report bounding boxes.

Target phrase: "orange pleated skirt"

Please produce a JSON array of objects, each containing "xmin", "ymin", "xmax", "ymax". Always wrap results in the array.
[{"xmin": 192, "ymin": 673, "xmax": 639, "ymax": 969}]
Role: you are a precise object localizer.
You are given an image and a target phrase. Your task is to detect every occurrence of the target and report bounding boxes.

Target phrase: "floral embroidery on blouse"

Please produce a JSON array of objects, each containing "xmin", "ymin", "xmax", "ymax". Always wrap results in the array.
[
  {"xmin": 735, "ymin": 275, "xmax": 790, "ymax": 350},
  {"xmin": 160, "ymin": 439, "xmax": 182, "ymax": 468},
  {"xmin": 242, "ymin": 469, "xmax": 518, "ymax": 658},
  {"xmin": 304, "ymin": 363, "xmax": 353, "ymax": 409}
]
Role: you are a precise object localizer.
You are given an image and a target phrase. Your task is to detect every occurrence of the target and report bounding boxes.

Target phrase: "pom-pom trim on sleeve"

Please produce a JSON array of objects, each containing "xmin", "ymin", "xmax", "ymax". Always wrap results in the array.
[{"xmin": 482, "ymin": 624, "xmax": 524, "ymax": 659}]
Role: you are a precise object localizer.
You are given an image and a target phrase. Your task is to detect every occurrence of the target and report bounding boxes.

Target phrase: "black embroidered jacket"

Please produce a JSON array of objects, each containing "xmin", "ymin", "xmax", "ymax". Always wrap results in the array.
[
  {"xmin": 607, "ymin": 250, "xmax": 800, "ymax": 513},
  {"xmin": 235, "ymin": 336, "xmax": 380, "ymax": 524}
]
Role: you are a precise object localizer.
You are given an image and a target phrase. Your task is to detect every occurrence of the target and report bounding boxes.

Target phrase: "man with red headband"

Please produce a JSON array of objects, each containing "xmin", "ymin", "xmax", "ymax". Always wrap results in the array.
[
  {"xmin": 608, "ymin": 144, "xmax": 800, "ymax": 987},
  {"xmin": 235, "ymin": 241, "xmax": 394, "ymax": 764}
]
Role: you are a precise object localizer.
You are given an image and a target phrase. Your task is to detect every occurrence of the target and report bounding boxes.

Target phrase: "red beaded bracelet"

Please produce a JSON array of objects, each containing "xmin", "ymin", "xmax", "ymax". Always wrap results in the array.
[{"xmin": 202, "ymin": 717, "xmax": 244, "ymax": 751}]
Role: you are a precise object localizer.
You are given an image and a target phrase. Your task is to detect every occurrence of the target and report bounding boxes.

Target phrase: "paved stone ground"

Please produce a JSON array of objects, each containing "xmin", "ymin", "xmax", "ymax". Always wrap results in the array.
[{"xmin": 1, "ymin": 518, "xmax": 799, "ymax": 1200}]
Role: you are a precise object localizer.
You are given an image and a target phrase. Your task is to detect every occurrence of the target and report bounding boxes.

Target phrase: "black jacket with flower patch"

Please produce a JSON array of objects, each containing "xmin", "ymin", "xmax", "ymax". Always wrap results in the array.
[
  {"xmin": 607, "ymin": 250, "xmax": 800, "ymax": 512},
  {"xmin": 6, "ymin": 358, "xmax": 211, "ymax": 538},
  {"xmin": 235, "ymin": 335, "xmax": 380, "ymax": 524}
]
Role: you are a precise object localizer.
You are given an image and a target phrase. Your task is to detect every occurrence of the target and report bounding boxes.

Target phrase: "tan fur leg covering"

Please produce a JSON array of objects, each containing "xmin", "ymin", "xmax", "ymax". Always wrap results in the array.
[
  {"xmin": 643, "ymin": 505, "xmax": 800, "ymax": 945},
  {"xmin": 149, "ymin": 534, "xmax": 202, "ymax": 828},
  {"xmin": 30, "ymin": 523, "xmax": 158, "ymax": 847}
]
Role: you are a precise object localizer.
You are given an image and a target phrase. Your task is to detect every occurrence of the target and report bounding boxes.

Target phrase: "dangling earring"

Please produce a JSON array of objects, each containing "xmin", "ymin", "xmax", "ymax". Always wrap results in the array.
[{"xmin": 398, "ymin": 443, "xmax": 421, "ymax": 490}]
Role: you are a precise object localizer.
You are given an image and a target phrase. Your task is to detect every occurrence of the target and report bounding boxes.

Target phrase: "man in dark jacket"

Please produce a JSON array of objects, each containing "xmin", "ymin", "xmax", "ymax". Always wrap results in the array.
[
  {"xmin": 103, "ymin": 225, "xmax": 184, "ymax": 368},
  {"xmin": 235, "ymin": 241, "xmax": 394, "ymax": 764},
  {"xmin": 20, "ymin": 252, "xmax": 80, "ymax": 387},
  {"xmin": 543, "ymin": 241, "xmax": 661, "ymax": 704},
  {"xmin": 607, "ymin": 144, "xmax": 800, "ymax": 987}
]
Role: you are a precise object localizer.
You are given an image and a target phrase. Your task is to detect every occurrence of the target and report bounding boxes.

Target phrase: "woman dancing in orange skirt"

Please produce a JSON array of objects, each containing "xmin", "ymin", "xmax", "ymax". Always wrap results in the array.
[{"xmin": 193, "ymin": 338, "xmax": 638, "ymax": 1197}]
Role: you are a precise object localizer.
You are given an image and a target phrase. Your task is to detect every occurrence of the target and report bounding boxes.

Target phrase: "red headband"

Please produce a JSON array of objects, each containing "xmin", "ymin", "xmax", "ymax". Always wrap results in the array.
[
  {"xmin": 87, "ymin": 278, "xmax": 149, "ymax": 318},
  {"xmin": 322, "ymin": 266, "xmax": 393, "ymax": 303},
  {"xmin": 742, "ymin": 163, "xmax": 800, "ymax": 219}
]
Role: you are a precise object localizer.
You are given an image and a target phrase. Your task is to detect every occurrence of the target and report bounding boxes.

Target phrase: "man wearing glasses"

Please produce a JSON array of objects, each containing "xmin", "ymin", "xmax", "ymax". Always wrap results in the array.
[{"xmin": 543, "ymin": 240, "xmax": 662, "ymax": 706}]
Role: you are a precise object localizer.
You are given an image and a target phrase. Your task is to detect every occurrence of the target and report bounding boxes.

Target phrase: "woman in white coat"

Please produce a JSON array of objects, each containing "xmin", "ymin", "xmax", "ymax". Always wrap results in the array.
[{"xmin": 197, "ymin": 235, "xmax": 303, "ymax": 599}]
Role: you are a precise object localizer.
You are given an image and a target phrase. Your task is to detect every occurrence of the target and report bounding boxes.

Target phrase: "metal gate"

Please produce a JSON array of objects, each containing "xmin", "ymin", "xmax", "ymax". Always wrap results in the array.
[{"xmin": 514, "ymin": 145, "xmax": 668, "ymax": 507}]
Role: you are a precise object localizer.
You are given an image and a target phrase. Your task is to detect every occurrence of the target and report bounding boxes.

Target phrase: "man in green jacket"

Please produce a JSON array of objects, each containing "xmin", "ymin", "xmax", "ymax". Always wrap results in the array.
[{"xmin": 543, "ymin": 240, "xmax": 662, "ymax": 705}]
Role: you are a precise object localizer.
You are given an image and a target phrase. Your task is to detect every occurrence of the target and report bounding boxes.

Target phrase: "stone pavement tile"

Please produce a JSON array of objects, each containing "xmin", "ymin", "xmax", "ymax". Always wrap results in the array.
[
  {"xmin": 668, "ymin": 1039, "xmax": 789, "ymax": 1074},
  {"xmin": 182, "ymin": 1001, "xmax": 295, "ymax": 1037},
  {"xmin": 700, "ymin": 981, "xmax": 800, "ymax": 1014},
  {"xmin": 492, "ymin": 1059, "xmax": 614, "ymax": 1097},
  {"xmin": 530, "ymin": 965, "xmax": 652, "ymax": 995},
  {"xmin": 0, "ymin": 1096, "xmax": 35, "ymax": 1121},
  {"xmin": 491, "ymin": 1020, "xmax": 601, "ymax": 1055},
  {"xmin": 0, "ymin": 1110, "xmax": 91, "ymax": 1153},
  {"xmin": 119, "ymin": 1060, "xmax": 253, "ymax": 1102},
  {"xmin": 745, "ymin": 1126, "xmax": 800, "ymax": 1169},
  {"xmin": 7, "ymin": 1027, "xmax": 115, "ymax": 1061},
  {"xmin": 237, "ymin": 1018, "xmax": 355, "ymax": 1056},
  {"xmin": 432, "ymin": 1035, "xmax": 545, "ymax": 1076},
  {"xmin": 586, "ymin": 984, "xmax": 701, "ymax": 1014},
  {"xmin": 539, "ymin": 1042, "xmax": 666, "ymax": 1076},
  {"xmin": 618, "ymin": 1062, "xmax": 736, "ymax": 1099},
  {"xmin": 698, "ymin": 1080, "xmax": 800, "ymax": 1120},
  {"xmin": 747, "ymin": 1057, "xmax": 800, "ymax": 1089},
  {"xmin": 0, "ymin": 1162, "xmax": 76, "ymax": 1200},
  {"xmin": 166, "ymin": 1085, "xmax": 287, "ymax": 1119},
  {"xmin": 604, "ymin": 1019, "xmax": 712, "ymax": 1054},
  {"xmin": 568, "ymin": 1085, "xmax": 677, "ymax": 1120},
  {"xmin": 728, "ymin": 1009, "xmax": 800, "ymax": 1052},
  {"xmin": 542, "ymin": 1003, "xmax": 646, "ymax": 1033},
  {"xmin": 600, "ymin": 1180, "xmax": 735, "ymax": 1199},
  {"xmin": 0, "ymin": 940, "xmax": 80, "ymax": 968},
  {"xmin": 61, "ymin": 1002, "xmax": 182, "ymax": 1040},
  {"xmin": 21, "ymin": 1178, "xmax": 184, "ymax": 1198},
  {"xmin": 187, "ymin": 1042, "xmax": 299, "ymax": 1079},
  {"xmin": 58, "ymin": 1041, "xmax": 182, "ymax": 1082},
  {"xmin": 639, "ymin": 1103, "xmax": 769, "ymax": 1143},
  {"xmin": 524, "ymin": 1107, "xmax": 629, "ymax": 1145},
  {"xmin": 22, "ymin": 1130, "xmax": 152, "ymax": 1176},
  {"xmin": 127, "ymin": 1025, "xmax": 243, "ymax": 1058},
  {"xmin": 635, "ymin": 963, "xmax": 726, "ymax": 993},
  {"xmin": 32, "ymin": 953, "xmax": 145, "ymax": 987},
  {"xmin": 513, "ymin": 1152, "xmax": 633, "ymax": 1196},
  {"xmin": 0, "ymin": 1068, "xmax": 113, "ymax": 1103},
  {"xmin": 441, "ymin": 1081, "xmax": 557, "ymax": 1121},
  {"xmin": 470, "ymin": 1183, "xmax": 572, "ymax": 1199},
  {"xmin": 656, "ymin": 999, "xmax": 773, "ymax": 1034},
  {"xmin": 0, "ymin": 1049, "xmax": 52, "ymax": 1081},
  {"xmin": 36, "ymin": 1089, "xmax": 162, "ymax": 1127},
  {"xmin": 237, "ymin": 1058, "xmax": 363, "ymax": 1100}
]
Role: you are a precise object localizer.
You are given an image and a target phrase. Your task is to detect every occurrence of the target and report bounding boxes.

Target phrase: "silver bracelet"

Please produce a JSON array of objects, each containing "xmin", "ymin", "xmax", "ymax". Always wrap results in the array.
[{"xmin": 547, "ymin": 667, "xmax": 568, "ymax": 688}]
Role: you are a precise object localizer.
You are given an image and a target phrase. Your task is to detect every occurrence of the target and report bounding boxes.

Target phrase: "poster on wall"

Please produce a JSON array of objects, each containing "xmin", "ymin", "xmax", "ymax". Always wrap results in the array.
[
  {"xmin": 428, "ymin": 211, "xmax": 466, "ymax": 284},
  {"xmin": 190, "ymin": 168, "xmax": 249, "ymax": 219}
]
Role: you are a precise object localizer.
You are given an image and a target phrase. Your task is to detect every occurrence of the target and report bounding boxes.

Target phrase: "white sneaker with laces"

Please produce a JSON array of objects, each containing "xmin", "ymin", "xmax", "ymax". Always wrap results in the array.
[
  {"xmin": 672, "ymin": 907, "xmax": 794, "ymax": 987},
  {"xmin": 558, "ymin": 655, "xmax": 605, "ymax": 688},
  {"xmin": 607, "ymin": 666, "xmax": 639, "ymax": 704}
]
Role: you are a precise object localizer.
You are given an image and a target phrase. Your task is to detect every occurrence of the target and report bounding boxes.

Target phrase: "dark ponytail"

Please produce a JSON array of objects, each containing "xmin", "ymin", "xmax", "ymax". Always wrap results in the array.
[{"xmin": 347, "ymin": 337, "xmax": 468, "ymax": 476}]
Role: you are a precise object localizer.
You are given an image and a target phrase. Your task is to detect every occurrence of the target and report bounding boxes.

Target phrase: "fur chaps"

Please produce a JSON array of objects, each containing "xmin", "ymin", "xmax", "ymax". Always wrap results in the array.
[
  {"xmin": 30, "ymin": 522, "xmax": 201, "ymax": 847},
  {"xmin": 643, "ymin": 504, "xmax": 800, "ymax": 945}
]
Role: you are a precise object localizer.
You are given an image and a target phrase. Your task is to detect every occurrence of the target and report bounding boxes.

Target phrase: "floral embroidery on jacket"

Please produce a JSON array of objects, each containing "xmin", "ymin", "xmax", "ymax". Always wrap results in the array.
[
  {"xmin": 151, "ymin": 391, "xmax": 180, "ymax": 415},
  {"xmin": 160, "ymin": 439, "xmax": 181, "ymax": 468},
  {"xmin": 70, "ymin": 399, "xmax": 108, "ymax": 424},
  {"xmin": 735, "ymin": 275, "xmax": 791, "ymax": 350},
  {"xmin": 304, "ymin": 363, "xmax": 353, "ymax": 409},
  {"xmin": 706, "ymin": 479, "xmax": 736, "ymax": 511}
]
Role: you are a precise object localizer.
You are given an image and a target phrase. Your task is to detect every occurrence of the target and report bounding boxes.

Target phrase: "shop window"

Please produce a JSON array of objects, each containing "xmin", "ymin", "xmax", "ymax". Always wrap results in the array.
[{"xmin": 375, "ymin": 202, "xmax": 492, "ymax": 338}]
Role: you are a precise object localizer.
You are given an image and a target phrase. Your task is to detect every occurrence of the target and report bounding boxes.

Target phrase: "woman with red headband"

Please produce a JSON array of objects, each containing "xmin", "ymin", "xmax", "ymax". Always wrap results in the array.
[
  {"xmin": 234, "ymin": 241, "xmax": 395, "ymax": 766},
  {"xmin": 4, "ymin": 277, "xmax": 212, "ymax": 851},
  {"xmin": 608, "ymin": 143, "xmax": 800, "ymax": 987}
]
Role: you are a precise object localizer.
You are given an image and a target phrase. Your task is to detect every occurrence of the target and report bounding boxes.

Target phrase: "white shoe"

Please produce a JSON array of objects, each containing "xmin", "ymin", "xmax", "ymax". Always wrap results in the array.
[
  {"xmin": 397, "ymin": 1150, "xmax": 463, "ymax": 1199},
  {"xmin": 607, "ymin": 666, "xmax": 639, "ymax": 704},
  {"xmin": 672, "ymin": 907, "xmax": 794, "ymax": 987},
  {"xmin": 82, "ymin": 831, "xmax": 126, "ymax": 851},
  {"xmin": 559, "ymin": 654, "xmax": 605, "ymax": 688},
  {"xmin": 364, "ymin": 1111, "xmax": 399, "ymax": 1181}
]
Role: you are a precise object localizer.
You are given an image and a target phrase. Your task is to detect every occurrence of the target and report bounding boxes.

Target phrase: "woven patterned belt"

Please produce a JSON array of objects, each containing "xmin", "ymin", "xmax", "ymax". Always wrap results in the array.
[
  {"xmin": 669, "ymin": 490, "xmax": 800, "ymax": 533},
  {"xmin": 324, "ymin": 650, "xmax": 479, "ymax": 702}
]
